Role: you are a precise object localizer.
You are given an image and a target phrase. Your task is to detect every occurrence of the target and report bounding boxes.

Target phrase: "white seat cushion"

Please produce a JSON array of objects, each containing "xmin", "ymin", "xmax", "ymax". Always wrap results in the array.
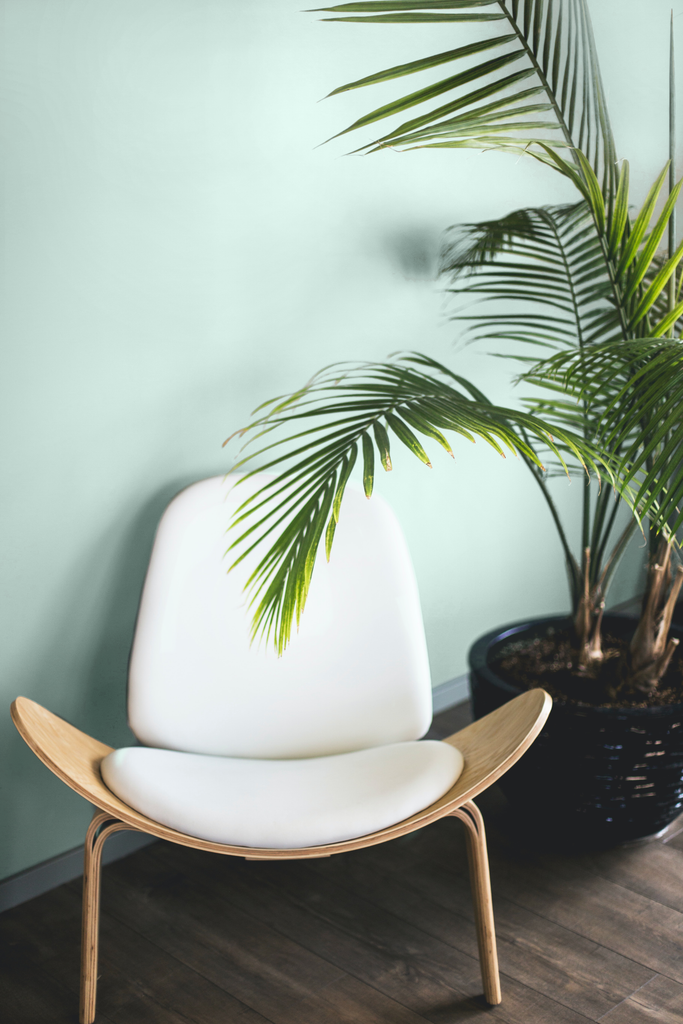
[{"xmin": 101, "ymin": 741, "xmax": 464, "ymax": 849}]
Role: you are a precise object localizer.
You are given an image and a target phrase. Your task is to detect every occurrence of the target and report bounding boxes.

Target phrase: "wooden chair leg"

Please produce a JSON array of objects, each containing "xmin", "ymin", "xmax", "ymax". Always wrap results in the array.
[
  {"xmin": 80, "ymin": 811, "xmax": 143, "ymax": 1024},
  {"xmin": 450, "ymin": 800, "xmax": 502, "ymax": 1005}
]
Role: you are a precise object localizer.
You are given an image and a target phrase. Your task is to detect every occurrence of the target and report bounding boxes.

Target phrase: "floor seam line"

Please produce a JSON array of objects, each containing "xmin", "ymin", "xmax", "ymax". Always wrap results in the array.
[
  {"xmin": 97, "ymin": 902, "xmax": 280, "ymax": 1024},
  {"xmin": 595, "ymin": 973, "xmax": 661, "ymax": 1021},
  {"xmin": 592, "ymin": 872, "xmax": 683, "ymax": 917},
  {"xmin": 497, "ymin": 893, "xmax": 674, "ymax": 976},
  {"xmin": 102, "ymin": 886, "xmax": 426, "ymax": 1024},
  {"xmin": 194, "ymin": 867, "xmax": 601, "ymax": 1024}
]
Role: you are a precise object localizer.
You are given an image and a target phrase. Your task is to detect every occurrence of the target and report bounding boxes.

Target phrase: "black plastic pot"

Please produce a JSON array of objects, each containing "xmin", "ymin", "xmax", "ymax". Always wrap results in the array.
[{"xmin": 469, "ymin": 614, "xmax": 683, "ymax": 846}]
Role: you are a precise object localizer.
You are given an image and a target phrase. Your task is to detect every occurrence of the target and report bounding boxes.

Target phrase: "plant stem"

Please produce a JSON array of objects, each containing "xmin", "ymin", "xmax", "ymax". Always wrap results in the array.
[
  {"xmin": 669, "ymin": 9, "xmax": 677, "ymax": 336},
  {"xmin": 593, "ymin": 485, "xmax": 622, "ymax": 576},
  {"xmin": 522, "ymin": 453, "xmax": 581, "ymax": 608},
  {"xmin": 582, "ymin": 478, "xmax": 591, "ymax": 571},
  {"xmin": 600, "ymin": 516, "xmax": 640, "ymax": 596}
]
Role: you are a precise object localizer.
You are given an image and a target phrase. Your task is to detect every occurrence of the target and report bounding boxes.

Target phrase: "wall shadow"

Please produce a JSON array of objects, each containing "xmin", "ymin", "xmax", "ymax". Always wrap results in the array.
[
  {"xmin": 78, "ymin": 474, "xmax": 216, "ymax": 743},
  {"xmin": 2, "ymin": 471, "xmax": 228, "ymax": 879}
]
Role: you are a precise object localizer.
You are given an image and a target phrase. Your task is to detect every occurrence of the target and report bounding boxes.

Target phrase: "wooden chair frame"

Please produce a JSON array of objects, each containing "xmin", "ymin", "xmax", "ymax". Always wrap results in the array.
[{"xmin": 11, "ymin": 689, "xmax": 551, "ymax": 1023}]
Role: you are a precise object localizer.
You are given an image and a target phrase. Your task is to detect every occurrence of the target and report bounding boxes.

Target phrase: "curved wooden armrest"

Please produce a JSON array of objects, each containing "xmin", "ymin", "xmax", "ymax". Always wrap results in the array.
[{"xmin": 10, "ymin": 688, "xmax": 551, "ymax": 859}]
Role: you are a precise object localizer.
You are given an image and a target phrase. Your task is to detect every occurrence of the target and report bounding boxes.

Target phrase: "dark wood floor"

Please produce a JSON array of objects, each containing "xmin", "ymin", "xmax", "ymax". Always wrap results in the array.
[{"xmin": 2, "ymin": 701, "xmax": 683, "ymax": 1024}]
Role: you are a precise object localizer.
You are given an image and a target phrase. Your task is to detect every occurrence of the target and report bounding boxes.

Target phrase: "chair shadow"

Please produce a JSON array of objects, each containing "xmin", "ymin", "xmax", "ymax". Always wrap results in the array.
[
  {"xmin": 77, "ymin": 474, "xmax": 209, "ymax": 744},
  {"xmin": 427, "ymin": 994, "xmax": 496, "ymax": 1020},
  {"xmin": 80, "ymin": 470, "xmax": 252, "ymax": 746},
  {"xmin": 2, "ymin": 472, "xmax": 228, "ymax": 875}
]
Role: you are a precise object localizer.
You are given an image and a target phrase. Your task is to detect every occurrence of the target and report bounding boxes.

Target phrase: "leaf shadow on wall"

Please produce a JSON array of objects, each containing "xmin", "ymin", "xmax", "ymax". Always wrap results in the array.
[{"xmin": 380, "ymin": 227, "xmax": 439, "ymax": 281}]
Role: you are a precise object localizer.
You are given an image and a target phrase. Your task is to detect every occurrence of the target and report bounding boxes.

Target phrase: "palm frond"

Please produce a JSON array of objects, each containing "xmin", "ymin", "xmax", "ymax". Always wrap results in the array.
[
  {"xmin": 225, "ymin": 353, "xmax": 611, "ymax": 652},
  {"xmin": 442, "ymin": 200, "xmax": 616, "ymax": 347},
  {"xmin": 439, "ymin": 162, "xmax": 683, "ymax": 507},
  {"xmin": 441, "ymin": 201, "xmax": 619, "ymax": 468},
  {"xmin": 443, "ymin": 160, "xmax": 683, "ymax": 348},
  {"xmin": 312, "ymin": 0, "xmax": 615, "ymax": 187},
  {"xmin": 523, "ymin": 338, "xmax": 683, "ymax": 533}
]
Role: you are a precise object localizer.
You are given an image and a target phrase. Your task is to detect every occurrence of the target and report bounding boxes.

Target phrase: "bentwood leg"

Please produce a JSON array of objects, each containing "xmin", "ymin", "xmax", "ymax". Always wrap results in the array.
[
  {"xmin": 80, "ymin": 811, "xmax": 144, "ymax": 1024},
  {"xmin": 451, "ymin": 800, "xmax": 501, "ymax": 1005}
]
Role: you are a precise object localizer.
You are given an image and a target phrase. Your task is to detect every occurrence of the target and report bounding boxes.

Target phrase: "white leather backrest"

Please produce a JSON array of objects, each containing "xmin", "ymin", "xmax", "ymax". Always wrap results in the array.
[{"xmin": 128, "ymin": 475, "xmax": 432, "ymax": 758}]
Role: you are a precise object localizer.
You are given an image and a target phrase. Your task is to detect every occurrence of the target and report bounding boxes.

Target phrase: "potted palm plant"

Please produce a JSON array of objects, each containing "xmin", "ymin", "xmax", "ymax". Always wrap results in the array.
[{"xmin": 224, "ymin": 0, "xmax": 683, "ymax": 844}]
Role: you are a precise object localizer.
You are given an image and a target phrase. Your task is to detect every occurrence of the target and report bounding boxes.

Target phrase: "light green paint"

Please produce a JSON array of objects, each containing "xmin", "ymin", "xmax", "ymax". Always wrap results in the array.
[{"xmin": 0, "ymin": 0, "xmax": 677, "ymax": 880}]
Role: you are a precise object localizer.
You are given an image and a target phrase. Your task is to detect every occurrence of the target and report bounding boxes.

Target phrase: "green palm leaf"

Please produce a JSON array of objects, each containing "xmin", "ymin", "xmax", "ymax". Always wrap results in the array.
[
  {"xmin": 312, "ymin": 0, "xmax": 616, "ymax": 188},
  {"xmin": 225, "ymin": 354, "xmax": 613, "ymax": 652},
  {"xmin": 442, "ymin": 159, "xmax": 683, "ymax": 354},
  {"xmin": 442, "ymin": 201, "xmax": 617, "ymax": 456},
  {"xmin": 222, "ymin": 3, "xmax": 683, "ymax": 656},
  {"xmin": 523, "ymin": 339, "xmax": 683, "ymax": 533},
  {"xmin": 230, "ymin": 159, "xmax": 682, "ymax": 651},
  {"xmin": 438, "ymin": 167, "xmax": 683, "ymax": 592}
]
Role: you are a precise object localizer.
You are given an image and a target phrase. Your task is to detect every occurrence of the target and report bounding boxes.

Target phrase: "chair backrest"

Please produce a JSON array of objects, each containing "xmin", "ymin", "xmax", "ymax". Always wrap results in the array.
[{"xmin": 128, "ymin": 475, "xmax": 432, "ymax": 758}]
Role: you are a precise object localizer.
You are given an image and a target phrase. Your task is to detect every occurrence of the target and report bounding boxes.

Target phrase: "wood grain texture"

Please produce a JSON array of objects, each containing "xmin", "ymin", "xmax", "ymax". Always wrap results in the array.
[
  {"xmin": 662, "ymin": 823, "xmax": 683, "ymax": 851},
  {"xmin": 10, "ymin": 689, "xmax": 552, "ymax": 859},
  {"xmin": 0, "ymin": 941, "xmax": 117, "ymax": 1024},
  {"xmin": 11, "ymin": 688, "xmax": 552, "ymax": 1019},
  {"xmin": 95, "ymin": 847, "xmax": 436, "ymax": 1024},
  {"xmin": 598, "ymin": 975, "xmax": 683, "ymax": 1024},
  {"xmin": 6, "ymin": 699, "xmax": 683, "ymax": 1024},
  {"xmin": 489, "ymin": 857, "xmax": 683, "ymax": 983},
  {"xmin": 80, "ymin": 813, "xmax": 144, "ymax": 1023},
  {"xmin": 307, "ymin": 826, "xmax": 656, "ymax": 1020},
  {"xmin": 450, "ymin": 803, "xmax": 500, "ymax": 1004},
  {"xmin": 5, "ymin": 879, "xmax": 269, "ymax": 1024},
  {"xmin": 146, "ymin": 845, "xmax": 596, "ymax": 1024},
  {"xmin": 109, "ymin": 841, "xmax": 593, "ymax": 1024},
  {"xmin": 574, "ymin": 841, "xmax": 683, "ymax": 914}
]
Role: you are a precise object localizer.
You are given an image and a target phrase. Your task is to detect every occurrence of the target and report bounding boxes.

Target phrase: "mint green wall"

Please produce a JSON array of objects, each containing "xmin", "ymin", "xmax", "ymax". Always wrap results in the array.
[{"xmin": 1, "ymin": 0, "xmax": 678, "ymax": 880}]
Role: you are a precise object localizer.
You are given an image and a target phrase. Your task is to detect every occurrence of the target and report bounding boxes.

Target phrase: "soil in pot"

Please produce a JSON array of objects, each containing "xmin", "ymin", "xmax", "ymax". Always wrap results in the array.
[
  {"xmin": 496, "ymin": 624, "xmax": 683, "ymax": 709},
  {"xmin": 469, "ymin": 615, "xmax": 683, "ymax": 848}
]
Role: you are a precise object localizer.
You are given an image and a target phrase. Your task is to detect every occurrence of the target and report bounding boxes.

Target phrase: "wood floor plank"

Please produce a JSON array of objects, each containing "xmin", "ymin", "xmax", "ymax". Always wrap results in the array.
[
  {"xmin": 598, "ymin": 975, "xmax": 683, "ymax": 1024},
  {"xmin": 295, "ymin": 974, "xmax": 440, "ymax": 1024},
  {"xmin": 0, "ymin": 946, "xmax": 116, "ymax": 1024},
  {"xmin": 62, "ymin": 898, "xmax": 270, "ymax": 1024},
  {"xmin": 103, "ymin": 845, "xmax": 432, "ymax": 1024},
  {"xmin": 663, "ymin": 826, "xmax": 683, "ymax": 853},
  {"xmin": 656, "ymin": 812, "xmax": 683, "ymax": 845},
  {"xmin": 151, "ymin": 843, "xmax": 597, "ymax": 1024},
  {"xmin": 572, "ymin": 842, "xmax": 683, "ymax": 914},
  {"xmin": 488, "ymin": 857, "xmax": 683, "ymax": 983},
  {"xmin": 388, "ymin": 779, "xmax": 683, "ymax": 988},
  {"xmin": 0, "ymin": 881, "xmax": 82, "ymax": 966},
  {"xmin": 356, "ymin": 815, "xmax": 471, "ymax": 878},
  {"xmin": 150, "ymin": 843, "xmax": 485, "ymax": 999},
  {"xmin": 4, "ymin": 700, "xmax": 681, "ymax": 1023},
  {"xmin": 310, "ymin": 837, "xmax": 656, "ymax": 1021},
  {"xmin": 423, "ymin": 702, "xmax": 473, "ymax": 740},
  {"xmin": 5, "ymin": 875, "xmax": 267, "ymax": 1024}
]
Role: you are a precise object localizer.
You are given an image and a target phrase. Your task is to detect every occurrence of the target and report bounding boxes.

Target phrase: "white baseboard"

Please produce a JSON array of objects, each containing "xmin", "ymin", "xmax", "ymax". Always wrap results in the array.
[
  {"xmin": 432, "ymin": 673, "xmax": 470, "ymax": 713},
  {"xmin": 0, "ymin": 828, "xmax": 155, "ymax": 914}
]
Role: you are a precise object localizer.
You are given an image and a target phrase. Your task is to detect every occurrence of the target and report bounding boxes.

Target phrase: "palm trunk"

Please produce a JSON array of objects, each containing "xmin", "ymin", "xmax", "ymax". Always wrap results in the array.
[
  {"xmin": 571, "ymin": 535, "xmax": 682, "ymax": 696},
  {"xmin": 621, "ymin": 538, "xmax": 683, "ymax": 694},
  {"xmin": 573, "ymin": 546, "xmax": 606, "ymax": 675}
]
